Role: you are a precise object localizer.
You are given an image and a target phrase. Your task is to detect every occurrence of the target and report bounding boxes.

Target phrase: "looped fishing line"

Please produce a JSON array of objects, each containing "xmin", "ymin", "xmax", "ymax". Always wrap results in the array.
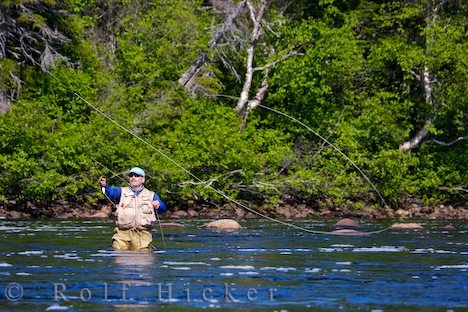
[{"xmin": 77, "ymin": 92, "xmax": 391, "ymax": 236}]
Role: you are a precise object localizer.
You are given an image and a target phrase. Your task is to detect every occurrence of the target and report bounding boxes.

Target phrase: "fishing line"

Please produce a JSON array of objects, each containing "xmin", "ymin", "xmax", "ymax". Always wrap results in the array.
[
  {"xmin": 90, "ymin": 156, "xmax": 124, "ymax": 210},
  {"xmin": 213, "ymin": 94, "xmax": 389, "ymax": 209},
  {"xmin": 99, "ymin": 184, "xmax": 117, "ymax": 209},
  {"xmin": 257, "ymin": 104, "xmax": 390, "ymax": 209},
  {"xmin": 90, "ymin": 155, "xmax": 166, "ymax": 247},
  {"xmin": 76, "ymin": 92, "xmax": 390, "ymax": 236},
  {"xmin": 90, "ymin": 156, "xmax": 128, "ymax": 185}
]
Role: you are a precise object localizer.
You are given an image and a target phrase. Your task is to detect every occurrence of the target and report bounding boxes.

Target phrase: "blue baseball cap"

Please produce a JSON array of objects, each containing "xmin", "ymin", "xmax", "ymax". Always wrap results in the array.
[{"xmin": 129, "ymin": 167, "xmax": 145, "ymax": 177}]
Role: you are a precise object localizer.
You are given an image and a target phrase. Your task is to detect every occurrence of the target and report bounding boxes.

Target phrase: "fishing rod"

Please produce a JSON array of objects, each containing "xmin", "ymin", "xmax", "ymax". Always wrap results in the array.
[
  {"xmin": 91, "ymin": 156, "xmax": 166, "ymax": 247},
  {"xmin": 76, "ymin": 92, "xmax": 391, "ymax": 236}
]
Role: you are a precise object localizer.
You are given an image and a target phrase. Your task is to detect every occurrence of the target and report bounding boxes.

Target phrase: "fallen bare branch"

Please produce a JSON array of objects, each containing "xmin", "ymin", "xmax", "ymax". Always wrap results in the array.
[
  {"xmin": 252, "ymin": 51, "xmax": 303, "ymax": 72},
  {"xmin": 429, "ymin": 136, "xmax": 467, "ymax": 147},
  {"xmin": 438, "ymin": 186, "xmax": 467, "ymax": 193}
]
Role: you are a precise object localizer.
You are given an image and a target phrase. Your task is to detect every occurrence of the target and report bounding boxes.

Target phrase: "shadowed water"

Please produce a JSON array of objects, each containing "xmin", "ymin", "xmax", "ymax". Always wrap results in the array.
[{"xmin": 0, "ymin": 219, "xmax": 467, "ymax": 311}]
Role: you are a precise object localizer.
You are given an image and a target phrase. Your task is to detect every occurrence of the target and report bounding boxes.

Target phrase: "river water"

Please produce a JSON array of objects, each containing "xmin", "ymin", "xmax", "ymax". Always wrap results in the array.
[{"xmin": 0, "ymin": 219, "xmax": 466, "ymax": 311}]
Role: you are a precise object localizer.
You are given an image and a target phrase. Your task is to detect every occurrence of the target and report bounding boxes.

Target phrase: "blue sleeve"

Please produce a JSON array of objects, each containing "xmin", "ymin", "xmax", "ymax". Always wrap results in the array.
[
  {"xmin": 153, "ymin": 193, "xmax": 167, "ymax": 213},
  {"xmin": 104, "ymin": 185, "xmax": 122, "ymax": 202}
]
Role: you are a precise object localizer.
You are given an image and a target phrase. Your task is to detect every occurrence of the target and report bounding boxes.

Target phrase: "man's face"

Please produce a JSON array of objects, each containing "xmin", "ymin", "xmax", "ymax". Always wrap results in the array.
[{"xmin": 129, "ymin": 173, "xmax": 144, "ymax": 189}]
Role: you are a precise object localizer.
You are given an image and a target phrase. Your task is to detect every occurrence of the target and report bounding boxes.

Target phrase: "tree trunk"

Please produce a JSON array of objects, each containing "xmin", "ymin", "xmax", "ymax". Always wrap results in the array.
[
  {"xmin": 399, "ymin": 1, "xmax": 445, "ymax": 151},
  {"xmin": 0, "ymin": 89, "xmax": 11, "ymax": 114},
  {"xmin": 235, "ymin": 0, "xmax": 267, "ymax": 118},
  {"xmin": 178, "ymin": 0, "xmax": 247, "ymax": 88},
  {"xmin": 399, "ymin": 66, "xmax": 436, "ymax": 151}
]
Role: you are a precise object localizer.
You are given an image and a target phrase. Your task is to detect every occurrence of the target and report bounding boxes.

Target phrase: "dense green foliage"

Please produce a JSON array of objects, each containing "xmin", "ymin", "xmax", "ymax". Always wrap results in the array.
[{"xmin": 0, "ymin": 0, "xmax": 466, "ymax": 212}]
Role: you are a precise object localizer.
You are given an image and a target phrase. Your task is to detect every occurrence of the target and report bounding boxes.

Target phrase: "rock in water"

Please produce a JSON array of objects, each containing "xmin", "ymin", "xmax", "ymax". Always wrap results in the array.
[
  {"xmin": 390, "ymin": 223, "xmax": 424, "ymax": 230},
  {"xmin": 203, "ymin": 219, "xmax": 242, "ymax": 230},
  {"xmin": 160, "ymin": 222, "xmax": 185, "ymax": 228},
  {"xmin": 331, "ymin": 229, "xmax": 369, "ymax": 236},
  {"xmin": 333, "ymin": 218, "xmax": 361, "ymax": 229},
  {"xmin": 430, "ymin": 224, "xmax": 456, "ymax": 231}
]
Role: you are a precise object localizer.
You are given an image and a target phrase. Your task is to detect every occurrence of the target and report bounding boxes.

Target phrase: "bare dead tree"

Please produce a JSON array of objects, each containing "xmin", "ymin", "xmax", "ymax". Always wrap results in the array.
[
  {"xmin": 399, "ymin": 0, "xmax": 450, "ymax": 151},
  {"xmin": 235, "ymin": 0, "xmax": 268, "ymax": 118},
  {"xmin": 0, "ymin": 1, "xmax": 72, "ymax": 113},
  {"xmin": 179, "ymin": 0, "xmax": 303, "ymax": 128},
  {"xmin": 399, "ymin": 66, "xmax": 439, "ymax": 151},
  {"xmin": 178, "ymin": 0, "xmax": 247, "ymax": 90},
  {"xmin": 0, "ymin": 4, "xmax": 71, "ymax": 71}
]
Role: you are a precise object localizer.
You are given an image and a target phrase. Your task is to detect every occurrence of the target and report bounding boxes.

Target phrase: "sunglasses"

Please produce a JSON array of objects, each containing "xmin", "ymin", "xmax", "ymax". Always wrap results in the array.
[{"xmin": 128, "ymin": 173, "xmax": 143, "ymax": 177}]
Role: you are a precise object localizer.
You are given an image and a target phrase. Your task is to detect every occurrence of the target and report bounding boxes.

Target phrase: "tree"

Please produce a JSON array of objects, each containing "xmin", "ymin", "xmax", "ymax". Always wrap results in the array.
[
  {"xmin": 179, "ymin": 0, "xmax": 302, "ymax": 128},
  {"xmin": 0, "ymin": 0, "xmax": 72, "ymax": 69},
  {"xmin": 0, "ymin": 0, "xmax": 76, "ymax": 113},
  {"xmin": 397, "ymin": 0, "xmax": 467, "ymax": 151},
  {"xmin": 358, "ymin": 0, "xmax": 467, "ymax": 151}
]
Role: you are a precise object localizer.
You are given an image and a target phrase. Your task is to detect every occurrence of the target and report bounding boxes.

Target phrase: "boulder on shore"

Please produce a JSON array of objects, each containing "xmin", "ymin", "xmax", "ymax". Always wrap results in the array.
[
  {"xmin": 390, "ymin": 223, "xmax": 424, "ymax": 230},
  {"xmin": 203, "ymin": 219, "xmax": 242, "ymax": 230}
]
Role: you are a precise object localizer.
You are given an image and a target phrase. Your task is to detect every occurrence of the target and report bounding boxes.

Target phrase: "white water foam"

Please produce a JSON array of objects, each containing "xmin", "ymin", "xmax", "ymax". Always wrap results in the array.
[
  {"xmin": 45, "ymin": 304, "xmax": 69, "ymax": 311},
  {"xmin": 164, "ymin": 261, "xmax": 209, "ymax": 266},
  {"xmin": 238, "ymin": 271, "xmax": 260, "ymax": 275},
  {"xmin": 434, "ymin": 250, "xmax": 457, "ymax": 254},
  {"xmin": 0, "ymin": 262, "xmax": 12, "ymax": 267},
  {"xmin": 412, "ymin": 248, "xmax": 435, "ymax": 253},
  {"xmin": 53, "ymin": 253, "xmax": 80, "ymax": 260},
  {"xmin": 220, "ymin": 265, "xmax": 255, "ymax": 270},
  {"xmin": 305, "ymin": 268, "xmax": 321, "ymax": 273},
  {"xmin": 158, "ymin": 298, "xmax": 181, "ymax": 303},
  {"xmin": 18, "ymin": 250, "xmax": 44, "ymax": 255},
  {"xmin": 276, "ymin": 267, "xmax": 297, "ymax": 272},
  {"xmin": 90, "ymin": 253, "xmax": 118, "ymax": 257},
  {"xmin": 0, "ymin": 226, "xmax": 24, "ymax": 232},
  {"xmin": 352, "ymin": 246, "xmax": 407, "ymax": 252},
  {"xmin": 171, "ymin": 267, "xmax": 192, "ymax": 270},
  {"xmin": 319, "ymin": 248, "xmax": 344, "ymax": 252},
  {"xmin": 435, "ymin": 264, "xmax": 468, "ymax": 269}
]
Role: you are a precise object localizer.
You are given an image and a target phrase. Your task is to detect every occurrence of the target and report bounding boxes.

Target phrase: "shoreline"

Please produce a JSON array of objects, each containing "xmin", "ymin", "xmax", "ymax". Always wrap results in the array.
[{"xmin": 0, "ymin": 201, "xmax": 466, "ymax": 220}]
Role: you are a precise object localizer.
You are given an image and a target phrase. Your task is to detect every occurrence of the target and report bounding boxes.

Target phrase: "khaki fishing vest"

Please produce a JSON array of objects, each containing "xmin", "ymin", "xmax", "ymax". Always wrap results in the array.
[{"xmin": 116, "ymin": 187, "xmax": 157, "ymax": 230}]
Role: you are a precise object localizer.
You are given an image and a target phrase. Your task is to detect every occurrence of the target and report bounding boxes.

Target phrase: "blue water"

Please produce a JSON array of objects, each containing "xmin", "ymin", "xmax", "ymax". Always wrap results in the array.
[{"xmin": 0, "ymin": 219, "xmax": 467, "ymax": 311}]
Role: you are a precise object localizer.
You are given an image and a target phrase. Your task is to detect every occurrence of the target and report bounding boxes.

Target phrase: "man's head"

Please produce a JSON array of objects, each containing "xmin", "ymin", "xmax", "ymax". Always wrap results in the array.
[{"xmin": 128, "ymin": 167, "xmax": 145, "ymax": 189}]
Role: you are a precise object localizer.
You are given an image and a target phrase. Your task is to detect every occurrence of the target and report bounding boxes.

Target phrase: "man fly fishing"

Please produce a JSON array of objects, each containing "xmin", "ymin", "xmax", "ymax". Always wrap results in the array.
[{"xmin": 98, "ymin": 167, "xmax": 166, "ymax": 251}]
